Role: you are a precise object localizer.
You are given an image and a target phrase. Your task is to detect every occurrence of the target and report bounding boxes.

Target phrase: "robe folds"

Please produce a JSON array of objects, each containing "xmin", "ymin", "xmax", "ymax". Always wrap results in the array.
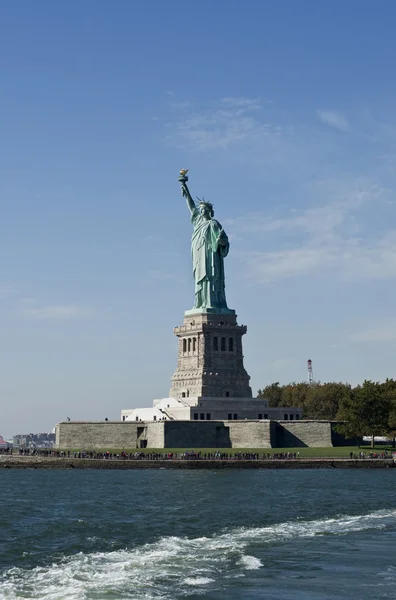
[{"xmin": 190, "ymin": 208, "xmax": 229, "ymax": 310}]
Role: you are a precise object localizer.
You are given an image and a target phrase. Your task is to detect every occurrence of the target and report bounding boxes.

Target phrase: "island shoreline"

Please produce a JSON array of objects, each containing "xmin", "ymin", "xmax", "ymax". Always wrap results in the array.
[{"xmin": 1, "ymin": 457, "xmax": 394, "ymax": 469}]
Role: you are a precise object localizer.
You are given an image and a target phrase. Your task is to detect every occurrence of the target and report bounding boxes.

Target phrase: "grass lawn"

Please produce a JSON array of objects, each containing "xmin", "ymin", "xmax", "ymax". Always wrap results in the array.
[{"xmin": 62, "ymin": 445, "xmax": 395, "ymax": 457}]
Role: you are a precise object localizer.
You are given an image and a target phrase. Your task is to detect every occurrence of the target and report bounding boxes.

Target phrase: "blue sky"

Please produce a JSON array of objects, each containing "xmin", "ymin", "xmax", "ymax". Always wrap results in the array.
[{"xmin": 1, "ymin": 1, "xmax": 396, "ymax": 437}]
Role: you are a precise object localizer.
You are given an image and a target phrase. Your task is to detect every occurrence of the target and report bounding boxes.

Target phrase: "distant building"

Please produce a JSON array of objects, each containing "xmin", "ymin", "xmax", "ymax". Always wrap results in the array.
[
  {"xmin": 13, "ymin": 432, "xmax": 55, "ymax": 449},
  {"xmin": 0, "ymin": 434, "xmax": 9, "ymax": 449}
]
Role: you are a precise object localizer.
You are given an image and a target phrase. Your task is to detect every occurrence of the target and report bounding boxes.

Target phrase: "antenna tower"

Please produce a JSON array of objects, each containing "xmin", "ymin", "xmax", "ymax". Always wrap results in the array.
[{"xmin": 307, "ymin": 359, "xmax": 314, "ymax": 384}]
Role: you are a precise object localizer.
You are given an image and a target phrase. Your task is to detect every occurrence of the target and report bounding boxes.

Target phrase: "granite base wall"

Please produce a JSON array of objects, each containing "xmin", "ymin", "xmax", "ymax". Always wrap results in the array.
[
  {"xmin": 164, "ymin": 421, "xmax": 231, "ymax": 448},
  {"xmin": 330, "ymin": 424, "xmax": 362, "ymax": 447},
  {"xmin": 146, "ymin": 422, "xmax": 165, "ymax": 448},
  {"xmin": 275, "ymin": 421, "xmax": 360, "ymax": 448},
  {"xmin": 56, "ymin": 420, "xmax": 353, "ymax": 450},
  {"xmin": 227, "ymin": 421, "xmax": 274, "ymax": 448},
  {"xmin": 56, "ymin": 422, "xmax": 141, "ymax": 449},
  {"xmin": 275, "ymin": 421, "xmax": 333, "ymax": 447}
]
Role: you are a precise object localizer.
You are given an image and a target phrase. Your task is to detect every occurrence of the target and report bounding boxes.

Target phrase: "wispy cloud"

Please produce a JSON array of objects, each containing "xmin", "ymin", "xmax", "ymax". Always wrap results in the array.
[
  {"xmin": 230, "ymin": 182, "xmax": 396, "ymax": 283},
  {"xmin": 246, "ymin": 246, "xmax": 331, "ymax": 282},
  {"xmin": 0, "ymin": 284, "xmax": 17, "ymax": 299},
  {"xmin": 269, "ymin": 358, "xmax": 294, "ymax": 370},
  {"xmin": 145, "ymin": 269, "xmax": 178, "ymax": 282},
  {"xmin": 350, "ymin": 320, "xmax": 396, "ymax": 342},
  {"xmin": 164, "ymin": 97, "xmax": 359, "ymax": 182},
  {"xmin": 23, "ymin": 305, "xmax": 92, "ymax": 319},
  {"xmin": 220, "ymin": 97, "xmax": 262, "ymax": 110},
  {"xmin": 19, "ymin": 297, "xmax": 37, "ymax": 305},
  {"xmin": 317, "ymin": 109, "xmax": 349, "ymax": 132},
  {"xmin": 166, "ymin": 96, "xmax": 284, "ymax": 152},
  {"xmin": 226, "ymin": 181, "xmax": 374, "ymax": 237},
  {"xmin": 243, "ymin": 228, "xmax": 396, "ymax": 284}
]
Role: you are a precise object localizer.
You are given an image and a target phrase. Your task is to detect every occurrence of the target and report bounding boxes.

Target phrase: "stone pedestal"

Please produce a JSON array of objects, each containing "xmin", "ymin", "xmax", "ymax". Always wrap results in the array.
[{"xmin": 169, "ymin": 311, "xmax": 252, "ymax": 399}]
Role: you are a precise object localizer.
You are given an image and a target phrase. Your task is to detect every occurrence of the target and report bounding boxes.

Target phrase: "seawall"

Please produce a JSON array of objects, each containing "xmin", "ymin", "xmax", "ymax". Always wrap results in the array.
[
  {"xmin": 55, "ymin": 420, "xmax": 360, "ymax": 450},
  {"xmin": 0, "ymin": 457, "xmax": 394, "ymax": 470}
]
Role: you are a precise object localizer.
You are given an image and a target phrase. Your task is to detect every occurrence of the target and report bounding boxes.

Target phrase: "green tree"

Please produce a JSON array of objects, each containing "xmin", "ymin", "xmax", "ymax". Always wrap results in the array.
[
  {"xmin": 257, "ymin": 382, "xmax": 282, "ymax": 407},
  {"xmin": 258, "ymin": 381, "xmax": 310, "ymax": 415},
  {"xmin": 336, "ymin": 380, "xmax": 390, "ymax": 447},
  {"xmin": 382, "ymin": 379, "xmax": 396, "ymax": 446},
  {"xmin": 304, "ymin": 382, "xmax": 351, "ymax": 420},
  {"xmin": 279, "ymin": 382, "xmax": 309, "ymax": 414},
  {"xmin": 259, "ymin": 378, "xmax": 396, "ymax": 444}
]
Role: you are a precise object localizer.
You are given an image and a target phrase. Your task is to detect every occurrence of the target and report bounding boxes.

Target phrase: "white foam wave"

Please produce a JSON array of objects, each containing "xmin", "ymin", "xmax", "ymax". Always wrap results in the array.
[
  {"xmin": 237, "ymin": 555, "xmax": 263, "ymax": 570},
  {"xmin": 184, "ymin": 577, "xmax": 215, "ymax": 585},
  {"xmin": 1, "ymin": 508, "xmax": 395, "ymax": 599},
  {"xmin": 378, "ymin": 565, "xmax": 396, "ymax": 582}
]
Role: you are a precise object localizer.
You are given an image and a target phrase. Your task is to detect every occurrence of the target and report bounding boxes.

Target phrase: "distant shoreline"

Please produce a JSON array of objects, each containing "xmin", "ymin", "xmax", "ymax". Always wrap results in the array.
[{"xmin": 0, "ymin": 456, "xmax": 394, "ymax": 470}]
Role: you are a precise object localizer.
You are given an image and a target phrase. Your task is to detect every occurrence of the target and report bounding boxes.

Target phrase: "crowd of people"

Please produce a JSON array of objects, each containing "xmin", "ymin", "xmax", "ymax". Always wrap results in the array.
[
  {"xmin": 13, "ymin": 450, "xmax": 290, "ymax": 460},
  {"xmin": 16, "ymin": 448, "xmax": 59, "ymax": 456},
  {"xmin": 2, "ymin": 448, "xmax": 393, "ymax": 460},
  {"xmin": 349, "ymin": 450, "xmax": 390, "ymax": 459},
  {"xmin": 1, "ymin": 448, "xmax": 393, "ymax": 460}
]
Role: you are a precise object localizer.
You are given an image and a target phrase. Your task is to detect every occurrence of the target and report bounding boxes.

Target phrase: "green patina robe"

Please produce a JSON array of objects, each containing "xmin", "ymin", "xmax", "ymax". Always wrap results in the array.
[{"xmin": 190, "ymin": 207, "xmax": 229, "ymax": 310}]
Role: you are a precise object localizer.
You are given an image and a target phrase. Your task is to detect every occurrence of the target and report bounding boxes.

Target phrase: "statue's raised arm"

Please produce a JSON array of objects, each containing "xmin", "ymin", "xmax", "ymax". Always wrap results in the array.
[{"xmin": 178, "ymin": 169, "xmax": 196, "ymax": 214}]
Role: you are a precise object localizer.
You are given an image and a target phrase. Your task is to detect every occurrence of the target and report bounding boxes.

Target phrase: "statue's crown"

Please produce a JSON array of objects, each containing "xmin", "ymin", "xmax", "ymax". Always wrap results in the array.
[{"xmin": 197, "ymin": 196, "xmax": 213, "ymax": 210}]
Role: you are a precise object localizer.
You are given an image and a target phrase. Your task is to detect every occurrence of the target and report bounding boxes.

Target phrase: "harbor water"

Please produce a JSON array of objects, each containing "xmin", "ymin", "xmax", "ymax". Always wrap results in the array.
[{"xmin": 1, "ymin": 468, "xmax": 396, "ymax": 599}]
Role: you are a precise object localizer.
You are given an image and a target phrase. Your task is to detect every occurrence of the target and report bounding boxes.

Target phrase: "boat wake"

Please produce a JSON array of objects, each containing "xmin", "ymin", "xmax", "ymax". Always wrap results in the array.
[{"xmin": 1, "ymin": 508, "xmax": 396, "ymax": 599}]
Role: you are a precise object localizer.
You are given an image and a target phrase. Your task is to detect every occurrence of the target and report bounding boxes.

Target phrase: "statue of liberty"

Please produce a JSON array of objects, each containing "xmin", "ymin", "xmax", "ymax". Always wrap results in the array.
[{"xmin": 179, "ymin": 170, "xmax": 233, "ymax": 314}]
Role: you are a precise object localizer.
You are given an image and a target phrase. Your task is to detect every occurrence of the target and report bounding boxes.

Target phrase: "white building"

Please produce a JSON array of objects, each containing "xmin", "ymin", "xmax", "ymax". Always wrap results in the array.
[{"xmin": 121, "ymin": 396, "xmax": 301, "ymax": 423}]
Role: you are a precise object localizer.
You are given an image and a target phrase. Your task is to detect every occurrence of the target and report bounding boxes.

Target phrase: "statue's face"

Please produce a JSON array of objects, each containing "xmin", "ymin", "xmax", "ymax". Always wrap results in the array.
[{"xmin": 200, "ymin": 205, "xmax": 211, "ymax": 219}]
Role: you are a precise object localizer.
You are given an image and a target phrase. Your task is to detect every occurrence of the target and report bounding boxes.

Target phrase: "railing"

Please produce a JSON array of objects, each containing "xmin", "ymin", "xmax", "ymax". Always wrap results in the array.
[{"xmin": 158, "ymin": 408, "xmax": 175, "ymax": 420}]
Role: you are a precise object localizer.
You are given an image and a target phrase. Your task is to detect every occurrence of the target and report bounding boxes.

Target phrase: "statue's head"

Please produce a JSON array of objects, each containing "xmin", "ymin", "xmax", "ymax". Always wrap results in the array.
[{"xmin": 197, "ymin": 197, "xmax": 214, "ymax": 219}]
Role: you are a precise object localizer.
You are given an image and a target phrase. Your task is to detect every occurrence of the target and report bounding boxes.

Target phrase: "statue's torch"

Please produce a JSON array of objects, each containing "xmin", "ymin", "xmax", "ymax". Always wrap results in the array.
[{"xmin": 179, "ymin": 169, "xmax": 189, "ymax": 197}]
